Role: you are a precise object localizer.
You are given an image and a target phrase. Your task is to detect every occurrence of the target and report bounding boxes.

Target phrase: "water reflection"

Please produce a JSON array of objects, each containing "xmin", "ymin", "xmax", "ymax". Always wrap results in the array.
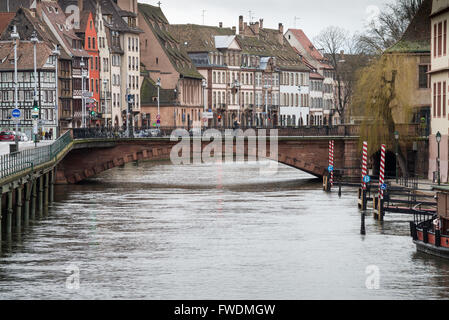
[{"xmin": 0, "ymin": 160, "xmax": 449, "ymax": 299}]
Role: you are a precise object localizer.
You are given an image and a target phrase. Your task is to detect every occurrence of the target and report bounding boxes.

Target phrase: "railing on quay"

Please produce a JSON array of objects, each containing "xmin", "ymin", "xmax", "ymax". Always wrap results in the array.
[{"xmin": 0, "ymin": 130, "xmax": 73, "ymax": 180}]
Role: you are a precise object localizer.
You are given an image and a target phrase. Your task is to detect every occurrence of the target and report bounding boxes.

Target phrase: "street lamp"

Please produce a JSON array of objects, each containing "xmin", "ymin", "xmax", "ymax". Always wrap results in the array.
[
  {"xmin": 437, "ymin": 131, "xmax": 442, "ymax": 185},
  {"xmin": 30, "ymin": 30, "xmax": 38, "ymax": 145},
  {"xmin": 233, "ymin": 80, "xmax": 240, "ymax": 124},
  {"xmin": 52, "ymin": 45, "xmax": 60, "ymax": 139},
  {"xmin": 264, "ymin": 84, "xmax": 270, "ymax": 128},
  {"xmin": 394, "ymin": 130, "xmax": 399, "ymax": 183},
  {"xmin": 202, "ymin": 78, "xmax": 207, "ymax": 127},
  {"xmin": 80, "ymin": 58, "xmax": 86, "ymax": 128},
  {"xmin": 11, "ymin": 26, "xmax": 20, "ymax": 150},
  {"xmin": 156, "ymin": 78, "xmax": 161, "ymax": 129}
]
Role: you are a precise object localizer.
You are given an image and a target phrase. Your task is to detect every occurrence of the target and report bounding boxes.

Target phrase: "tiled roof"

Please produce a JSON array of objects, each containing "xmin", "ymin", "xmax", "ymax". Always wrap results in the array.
[
  {"xmin": 40, "ymin": 1, "xmax": 90, "ymax": 58},
  {"xmin": 169, "ymin": 24, "xmax": 235, "ymax": 52},
  {"xmin": 236, "ymin": 27, "xmax": 309, "ymax": 72},
  {"xmin": 0, "ymin": 13, "xmax": 15, "ymax": 37},
  {"xmin": 288, "ymin": 29, "xmax": 324, "ymax": 61},
  {"xmin": 140, "ymin": 74, "xmax": 177, "ymax": 106},
  {"xmin": 0, "ymin": 0, "xmax": 32, "ymax": 12},
  {"xmin": 139, "ymin": 4, "xmax": 202, "ymax": 80},
  {"xmin": 0, "ymin": 41, "xmax": 53, "ymax": 70},
  {"xmin": 431, "ymin": 0, "xmax": 449, "ymax": 16},
  {"xmin": 387, "ymin": 0, "xmax": 431, "ymax": 53}
]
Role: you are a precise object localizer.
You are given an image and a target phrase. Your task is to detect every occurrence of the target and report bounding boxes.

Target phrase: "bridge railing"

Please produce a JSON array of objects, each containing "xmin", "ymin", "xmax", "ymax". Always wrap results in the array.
[
  {"xmin": 71, "ymin": 125, "xmax": 363, "ymax": 139},
  {"xmin": 0, "ymin": 130, "xmax": 73, "ymax": 180}
]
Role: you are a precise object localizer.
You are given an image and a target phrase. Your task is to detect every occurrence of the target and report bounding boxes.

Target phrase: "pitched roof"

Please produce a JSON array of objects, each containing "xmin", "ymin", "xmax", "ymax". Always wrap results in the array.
[
  {"xmin": 387, "ymin": 0, "xmax": 431, "ymax": 53},
  {"xmin": 169, "ymin": 24, "xmax": 236, "ymax": 52},
  {"xmin": 288, "ymin": 29, "xmax": 324, "ymax": 61},
  {"xmin": 0, "ymin": 0, "xmax": 32, "ymax": 12},
  {"xmin": 431, "ymin": 0, "xmax": 449, "ymax": 16},
  {"xmin": 140, "ymin": 74, "xmax": 177, "ymax": 106},
  {"xmin": 0, "ymin": 41, "xmax": 53, "ymax": 71},
  {"xmin": 0, "ymin": 13, "xmax": 15, "ymax": 37},
  {"xmin": 235, "ymin": 27, "xmax": 309, "ymax": 72},
  {"xmin": 139, "ymin": 4, "xmax": 202, "ymax": 79},
  {"xmin": 40, "ymin": 1, "xmax": 90, "ymax": 58}
]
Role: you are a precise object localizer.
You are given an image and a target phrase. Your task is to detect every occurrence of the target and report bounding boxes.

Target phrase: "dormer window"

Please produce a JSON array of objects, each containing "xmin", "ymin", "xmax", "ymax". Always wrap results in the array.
[{"xmin": 47, "ymin": 6, "xmax": 53, "ymax": 13}]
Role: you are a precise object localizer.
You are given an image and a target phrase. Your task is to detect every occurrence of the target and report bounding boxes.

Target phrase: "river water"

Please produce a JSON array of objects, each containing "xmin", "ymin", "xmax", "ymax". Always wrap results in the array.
[{"xmin": 1, "ymin": 160, "xmax": 449, "ymax": 300}]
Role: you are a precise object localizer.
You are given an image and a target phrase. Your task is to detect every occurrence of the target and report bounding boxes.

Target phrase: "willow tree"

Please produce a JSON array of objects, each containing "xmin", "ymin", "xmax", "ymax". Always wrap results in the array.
[{"xmin": 351, "ymin": 53, "xmax": 415, "ymax": 174}]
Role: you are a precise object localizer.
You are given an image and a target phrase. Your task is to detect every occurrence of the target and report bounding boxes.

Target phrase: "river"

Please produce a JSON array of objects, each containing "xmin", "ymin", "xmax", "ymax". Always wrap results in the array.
[{"xmin": 1, "ymin": 160, "xmax": 449, "ymax": 300}]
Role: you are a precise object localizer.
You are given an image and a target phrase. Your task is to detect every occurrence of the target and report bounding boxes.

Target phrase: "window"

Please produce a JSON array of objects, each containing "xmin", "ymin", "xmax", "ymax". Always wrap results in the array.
[{"xmin": 419, "ymin": 65, "xmax": 430, "ymax": 89}]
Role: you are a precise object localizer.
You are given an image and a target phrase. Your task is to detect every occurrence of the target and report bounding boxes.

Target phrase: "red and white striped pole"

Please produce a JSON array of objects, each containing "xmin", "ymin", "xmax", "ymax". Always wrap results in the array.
[
  {"xmin": 362, "ymin": 141, "xmax": 368, "ymax": 190},
  {"xmin": 329, "ymin": 140, "xmax": 334, "ymax": 186},
  {"xmin": 379, "ymin": 144, "xmax": 386, "ymax": 199}
]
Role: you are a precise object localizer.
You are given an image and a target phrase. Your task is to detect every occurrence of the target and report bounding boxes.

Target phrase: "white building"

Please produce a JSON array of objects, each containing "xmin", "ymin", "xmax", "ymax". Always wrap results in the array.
[{"xmin": 279, "ymin": 70, "xmax": 310, "ymax": 126}]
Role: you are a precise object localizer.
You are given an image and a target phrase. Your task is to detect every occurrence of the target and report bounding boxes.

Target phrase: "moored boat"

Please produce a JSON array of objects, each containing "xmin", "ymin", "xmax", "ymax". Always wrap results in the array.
[{"xmin": 410, "ymin": 186, "xmax": 449, "ymax": 259}]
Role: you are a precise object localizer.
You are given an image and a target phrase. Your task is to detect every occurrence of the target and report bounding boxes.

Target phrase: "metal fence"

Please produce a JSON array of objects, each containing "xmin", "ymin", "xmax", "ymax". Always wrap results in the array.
[{"xmin": 0, "ymin": 130, "xmax": 73, "ymax": 180}]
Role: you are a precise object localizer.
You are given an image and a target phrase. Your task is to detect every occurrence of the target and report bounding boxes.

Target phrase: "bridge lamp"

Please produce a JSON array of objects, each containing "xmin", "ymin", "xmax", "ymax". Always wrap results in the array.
[
  {"xmin": 394, "ymin": 131, "xmax": 399, "ymax": 183},
  {"xmin": 437, "ymin": 131, "xmax": 442, "ymax": 186}
]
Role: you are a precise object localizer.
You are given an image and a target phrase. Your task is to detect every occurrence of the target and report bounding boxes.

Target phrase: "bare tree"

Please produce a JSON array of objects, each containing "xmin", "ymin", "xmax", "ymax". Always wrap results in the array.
[
  {"xmin": 314, "ymin": 27, "xmax": 368, "ymax": 124},
  {"xmin": 358, "ymin": 0, "xmax": 424, "ymax": 54}
]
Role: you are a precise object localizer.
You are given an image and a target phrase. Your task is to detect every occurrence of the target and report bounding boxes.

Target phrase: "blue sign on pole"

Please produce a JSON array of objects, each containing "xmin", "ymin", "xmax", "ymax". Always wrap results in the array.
[
  {"xmin": 363, "ymin": 175, "xmax": 371, "ymax": 184},
  {"xmin": 381, "ymin": 183, "xmax": 387, "ymax": 191},
  {"xmin": 12, "ymin": 109, "xmax": 21, "ymax": 118},
  {"xmin": 328, "ymin": 165, "xmax": 334, "ymax": 172}
]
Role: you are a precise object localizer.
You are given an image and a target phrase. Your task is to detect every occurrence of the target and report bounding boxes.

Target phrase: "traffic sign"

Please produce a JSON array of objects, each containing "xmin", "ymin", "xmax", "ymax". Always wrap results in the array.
[
  {"xmin": 157, "ymin": 119, "xmax": 161, "ymax": 124},
  {"xmin": 202, "ymin": 112, "xmax": 213, "ymax": 119},
  {"xmin": 381, "ymin": 183, "xmax": 387, "ymax": 191},
  {"xmin": 328, "ymin": 165, "xmax": 334, "ymax": 172},
  {"xmin": 12, "ymin": 108, "xmax": 21, "ymax": 118},
  {"xmin": 363, "ymin": 175, "xmax": 371, "ymax": 184},
  {"xmin": 83, "ymin": 91, "xmax": 93, "ymax": 98}
]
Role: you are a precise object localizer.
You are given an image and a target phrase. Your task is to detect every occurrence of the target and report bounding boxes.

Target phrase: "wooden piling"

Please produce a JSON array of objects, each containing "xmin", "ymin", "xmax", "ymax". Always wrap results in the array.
[
  {"xmin": 16, "ymin": 186, "xmax": 22, "ymax": 230},
  {"xmin": 6, "ymin": 190, "xmax": 12, "ymax": 234},
  {"xmin": 38, "ymin": 175, "xmax": 43, "ymax": 218},
  {"xmin": 31, "ymin": 179, "xmax": 36, "ymax": 221},
  {"xmin": 24, "ymin": 182, "xmax": 31, "ymax": 227}
]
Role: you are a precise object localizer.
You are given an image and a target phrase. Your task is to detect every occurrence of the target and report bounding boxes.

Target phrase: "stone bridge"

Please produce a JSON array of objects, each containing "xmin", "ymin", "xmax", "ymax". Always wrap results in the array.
[{"xmin": 55, "ymin": 135, "xmax": 360, "ymax": 184}]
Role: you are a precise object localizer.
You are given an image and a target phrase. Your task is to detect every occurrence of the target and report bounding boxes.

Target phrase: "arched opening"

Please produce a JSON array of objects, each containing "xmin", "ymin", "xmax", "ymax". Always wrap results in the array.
[{"xmin": 372, "ymin": 150, "xmax": 396, "ymax": 179}]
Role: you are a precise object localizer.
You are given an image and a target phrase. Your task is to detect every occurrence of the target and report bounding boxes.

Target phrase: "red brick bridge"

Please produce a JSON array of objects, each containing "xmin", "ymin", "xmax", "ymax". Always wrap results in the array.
[{"xmin": 55, "ymin": 130, "xmax": 361, "ymax": 184}]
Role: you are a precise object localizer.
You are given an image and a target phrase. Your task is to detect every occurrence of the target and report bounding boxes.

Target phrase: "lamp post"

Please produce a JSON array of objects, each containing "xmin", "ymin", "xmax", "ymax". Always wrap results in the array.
[
  {"xmin": 264, "ymin": 84, "xmax": 270, "ymax": 128},
  {"xmin": 394, "ymin": 130, "xmax": 399, "ymax": 183},
  {"xmin": 80, "ymin": 58, "xmax": 86, "ymax": 128},
  {"xmin": 11, "ymin": 26, "xmax": 20, "ymax": 149},
  {"xmin": 202, "ymin": 78, "xmax": 207, "ymax": 127},
  {"xmin": 233, "ymin": 80, "xmax": 240, "ymax": 124},
  {"xmin": 30, "ymin": 30, "xmax": 38, "ymax": 145},
  {"xmin": 156, "ymin": 78, "xmax": 161, "ymax": 129},
  {"xmin": 437, "ymin": 131, "xmax": 442, "ymax": 185},
  {"xmin": 52, "ymin": 45, "xmax": 60, "ymax": 139},
  {"xmin": 103, "ymin": 79, "xmax": 108, "ymax": 127}
]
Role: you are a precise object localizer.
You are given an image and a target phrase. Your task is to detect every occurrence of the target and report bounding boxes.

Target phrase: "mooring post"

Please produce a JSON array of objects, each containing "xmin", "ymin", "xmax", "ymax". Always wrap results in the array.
[
  {"xmin": 6, "ymin": 190, "xmax": 13, "ymax": 234},
  {"xmin": 38, "ymin": 175, "xmax": 44, "ymax": 218},
  {"xmin": 24, "ymin": 182, "xmax": 31, "ymax": 227},
  {"xmin": 31, "ymin": 179, "xmax": 36, "ymax": 221},
  {"xmin": 378, "ymin": 197, "xmax": 384, "ymax": 221},
  {"xmin": 361, "ymin": 212, "xmax": 366, "ymax": 235},
  {"xmin": 338, "ymin": 181, "xmax": 342, "ymax": 197},
  {"xmin": 361, "ymin": 189, "xmax": 367, "ymax": 211},
  {"xmin": 0, "ymin": 193, "xmax": 2, "ymax": 242},
  {"xmin": 16, "ymin": 185, "xmax": 23, "ymax": 230}
]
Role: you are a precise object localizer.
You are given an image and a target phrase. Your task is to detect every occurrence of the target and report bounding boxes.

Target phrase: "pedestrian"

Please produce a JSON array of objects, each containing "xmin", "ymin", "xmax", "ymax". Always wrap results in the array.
[
  {"xmin": 45, "ymin": 131, "xmax": 49, "ymax": 140},
  {"xmin": 434, "ymin": 217, "xmax": 442, "ymax": 232},
  {"xmin": 49, "ymin": 129, "xmax": 53, "ymax": 140}
]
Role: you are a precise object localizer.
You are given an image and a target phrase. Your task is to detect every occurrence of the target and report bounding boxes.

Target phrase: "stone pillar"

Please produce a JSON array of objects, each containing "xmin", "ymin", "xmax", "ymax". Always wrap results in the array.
[
  {"xmin": 44, "ymin": 172, "xmax": 49, "ymax": 207},
  {"xmin": 6, "ymin": 190, "xmax": 13, "ymax": 234},
  {"xmin": 38, "ymin": 175, "xmax": 44, "ymax": 218},
  {"xmin": 31, "ymin": 179, "xmax": 36, "ymax": 221},
  {"xmin": 24, "ymin": 182, "xmax": 31, "ymax": 227},
  {"xmin": 16, "ymin": 185, "xmax": 23, "ymax": 230},
  {"xmin": 50, "ymin": 169, "xmax": 55, "ymax": 204}
]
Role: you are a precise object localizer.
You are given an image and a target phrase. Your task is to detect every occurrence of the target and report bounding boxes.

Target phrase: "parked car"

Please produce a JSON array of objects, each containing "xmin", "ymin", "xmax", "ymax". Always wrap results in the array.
[
  {"xmin": 0, "ymin": 131, "xmax": 15, "ymax": 141},
  {"xmin": 149, "ymin": 129, "xmax": 162, "ymax": 137}
]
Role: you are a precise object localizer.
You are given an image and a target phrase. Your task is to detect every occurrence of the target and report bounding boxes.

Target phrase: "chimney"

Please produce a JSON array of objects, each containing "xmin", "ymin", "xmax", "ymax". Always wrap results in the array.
[
  {"xmin": 219, "ymin": 22, "xmax": 223, "ymax": 28},
  {"xmin": 78, "ymin": 0, "xmax": 84, "ymax": 13},
  {"xmin": 278, "ymin": 23, "xmax": 284, "ymax": 45},
  {"xmin": 259, "ymin": 19, "xmax": 263, "ymax": 29},
  {"xmin": 232, "ymin": 26, "xmax": 236, "ymax": 34},
  {"xmin": 239, "ymin": 15, "xmax": 244, "ymax": 34},
  {"xmin": 253, "ymin": 21, "xmax": 260, "ymax": 35}
]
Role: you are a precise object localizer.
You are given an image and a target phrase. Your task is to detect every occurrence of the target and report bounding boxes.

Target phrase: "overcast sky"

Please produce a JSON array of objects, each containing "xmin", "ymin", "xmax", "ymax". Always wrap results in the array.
[{"xmin": 138, "ymin": 0, "xmax": 394, "ymax": 41}]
